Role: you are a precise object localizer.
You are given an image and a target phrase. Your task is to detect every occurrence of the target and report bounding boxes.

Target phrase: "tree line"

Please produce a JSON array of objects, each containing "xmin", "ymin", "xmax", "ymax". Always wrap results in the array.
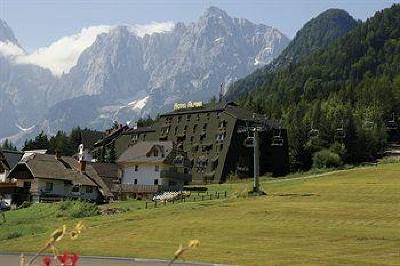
[{"xmin": 235, "ymin": 4, "xmax": 400, "ymax": 171}]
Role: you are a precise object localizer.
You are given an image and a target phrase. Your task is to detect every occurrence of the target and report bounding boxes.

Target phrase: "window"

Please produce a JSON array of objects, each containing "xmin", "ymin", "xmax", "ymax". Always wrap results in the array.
[
  {"xmin": 216, "ymin": 133, "xmax": 225, "ymax": 142},
  {"xmin": 212, "ymin": 159, "xmax": 219, "ymax": 170},
  {"xmin": 155, "ymin": 165, "xmax": 159, "ymax": 172},
  {"xmin": 206, "ymin": 113, "xmax": 210, "ymax": 119},
  {"xmin": 190, "ymin": 136, "xmax": 194, "ymax": 143},
  {"xmin": 45, "ymin": 182, "xmax": 53, "ymax": 192},
  {"xmin": 186, "ymin": 114, "xmax": 191, "ymax": 121},
  {"xmin": 192, "ymin": 145, "xmax": 199, "ymax": 152},
  {"xmin": 219, "ymin": 121, "xmax": 226, "ymax": 129},
  {"xmin": 178, "ymin": 116, "xmax": 182, "ymax": 122},
  {"xmin": 86, "ymin": 186, "xmax": 94, "ymax": 193},
  {"xmin": 174, "ymin": 126, "xmax": 178, "ymax": 134},
  {"xmin": 161, "ymin": 127, "xmax": 170, "ymax": 135},
  {"xmin": 203, "ymin": 124, "xmax": 208, "ymax": 130},
  {"xmin": 154, "ymin": 149, "xmax": 159, "ymax": 157},
  {"xmin": 135, "ymin": 165, "xmax": 139, "ymax": 171},
  {"xmin": 196, "ymin": 114, "xmax": 200, "ymax": 121},
  {"xmin": 134, "ymin": 179, "xmax": 138, "ymax": 185},
  {"xmin": 193, "ymin": 124, "xmax": 198, "ymax": 133},
  {"xmin": 154, "ymin": 179, "xmax": 159, "ymax": 185},
  {"xmin": 23, "ymin": 182, "xmax": 31, "ymax": 189},
  {"xmin": 72, "ymin": 186, "xmax": 80, "ymax": 193}
]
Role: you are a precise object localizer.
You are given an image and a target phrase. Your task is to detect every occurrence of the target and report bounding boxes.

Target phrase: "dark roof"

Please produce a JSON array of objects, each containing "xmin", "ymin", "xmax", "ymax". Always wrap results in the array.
[
  {"xmin": 117, "ymin": 141, "xmax": 174, "ymax": 163},
  {"xmin": 160, "ymin": 102, "xmax": 280, "ymax": 128},
  {"xmin": 89, "ymin": 162, "xmax": 119, "ymax": 178},
  {"xmin": 13, "ymin": 154, "xmax": 112, "ymax": 197},
  {"xmin": 81, "ymin": 130, "xmax": 104, "ymax": 150},
  {"xmin": 94, "ymin": 124, "xmax": 130, "ymax": 146},
  {"xmin": 0, "ymin": 150, "xmax": 23, "ymax": 170},
  {"xmin": 121, "ymin": 126, "xmax": 156, "ymax": 136}
]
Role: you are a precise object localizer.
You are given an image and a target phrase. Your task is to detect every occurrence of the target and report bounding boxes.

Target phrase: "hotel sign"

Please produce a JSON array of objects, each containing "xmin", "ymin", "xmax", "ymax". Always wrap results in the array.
[{"xmin": 174, "ymin": 101, "xmax": 203, "ymax": 111}]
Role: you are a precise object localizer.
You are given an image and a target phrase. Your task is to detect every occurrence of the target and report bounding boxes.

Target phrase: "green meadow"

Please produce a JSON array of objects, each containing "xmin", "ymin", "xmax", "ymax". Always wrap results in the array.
[{"xmin": 0, "ymin": 164, "xmax": 399, "ymax": 265}]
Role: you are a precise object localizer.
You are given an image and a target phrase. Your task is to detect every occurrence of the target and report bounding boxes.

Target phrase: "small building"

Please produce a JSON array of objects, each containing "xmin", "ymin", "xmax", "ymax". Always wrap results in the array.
[
  {"xmin": 0, "ymin": 150, "xmax": 23, "ymax": 182},
  {"xmin": 115, "ymin": 141, "xmax": 191, "ymax": 199},
  {"xmin": 4, "ymin": 153, "xmax": 112, "ymax": 205}
]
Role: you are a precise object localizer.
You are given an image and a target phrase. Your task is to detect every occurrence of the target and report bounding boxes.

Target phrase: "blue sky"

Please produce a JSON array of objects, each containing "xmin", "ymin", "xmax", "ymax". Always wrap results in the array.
[{"xmin": 0, "ymin": 0, "xmax": 399, "ymax": 50}]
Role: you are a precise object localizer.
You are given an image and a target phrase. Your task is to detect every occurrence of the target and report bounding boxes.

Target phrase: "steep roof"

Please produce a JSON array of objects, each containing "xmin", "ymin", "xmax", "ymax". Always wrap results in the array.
[
  {"xmin": 81, "ymin": 130, "xmax": 104, "ymax": 150},
  {"xmin": 0, "ymin": 150, "xmax": 23, "ymax": 170},
  {"xmin": 13, "ymin": 154, "xmax": 112, "ymax": 197},
  {"xmin": 117, "ymin": 141, "xmax": 174, "ymax": 163},
  {"xmin": 121, "ymin": 126, "xmax": 156, "ymax": 136},
  {"xmin": 89, "ymin": 162, "xmax": 119, "ymax": 178}
]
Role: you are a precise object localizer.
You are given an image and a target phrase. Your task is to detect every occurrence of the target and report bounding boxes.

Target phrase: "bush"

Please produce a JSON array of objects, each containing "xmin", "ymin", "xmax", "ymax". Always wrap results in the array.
[
  {"xmin": 6, "ymin": 231, "xmax": 22, "ymax": 240},
  {"xmin": 312, "ymin": 149, "xmax": 342, "ymax": 169},
  {"xmin": 57, "ymin": 200, "xmax": 98, "ymax": 218}
]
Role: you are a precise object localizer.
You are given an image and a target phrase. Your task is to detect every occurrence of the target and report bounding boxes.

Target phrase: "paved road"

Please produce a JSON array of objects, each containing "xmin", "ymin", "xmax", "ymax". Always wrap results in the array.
[{"xmin": 0, "ymin": 253, "xmax": 224, "ymax": 266}]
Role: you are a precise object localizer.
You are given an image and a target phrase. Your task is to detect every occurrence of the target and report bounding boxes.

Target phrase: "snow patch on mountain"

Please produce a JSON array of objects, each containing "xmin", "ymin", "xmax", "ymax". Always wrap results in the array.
[
  {"xmin": 127, "ymin": 96, "xmax": 149, "ymax": 110},
  {"xmin": 128, "ymin": 22, "xmax": 175, "ymax": 37}
]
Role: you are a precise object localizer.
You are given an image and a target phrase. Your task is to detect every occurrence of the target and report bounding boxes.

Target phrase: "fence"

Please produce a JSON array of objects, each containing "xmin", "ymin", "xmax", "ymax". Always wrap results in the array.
[{"xmin": 144, "ymin": 191, "xmax": 228, "ymax": 209}]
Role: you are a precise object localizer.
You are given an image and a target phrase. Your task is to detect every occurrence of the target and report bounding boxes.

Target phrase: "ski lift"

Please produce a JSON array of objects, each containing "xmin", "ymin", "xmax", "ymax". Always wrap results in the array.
[
  {"xmin": 386, "ymin": 113, "xmax": 398, "ymax": 130},
  {"xmin": 308, "ymin": 123, "xmax": 320, "ymax": 138},
  {"xmin": 243, "ymin": 136, "xmax": 255, "ymax": 147},
  {"xmin": 335, "ymin": 120, "xmax": 346, "ymax": 140},
  {"xmin": 271, "ymin": 127, "xmax": 284, "ymax": 147},
  {"xmin": 362, "ymin": 112, "xmax": 374, "ymax": 130}
]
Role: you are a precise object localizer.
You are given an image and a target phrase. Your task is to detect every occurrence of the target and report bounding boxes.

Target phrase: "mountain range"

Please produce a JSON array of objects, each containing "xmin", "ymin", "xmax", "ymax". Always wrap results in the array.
[{"xmin": 0, "ymin": 7, "xmax": 289, "ymax": 146}]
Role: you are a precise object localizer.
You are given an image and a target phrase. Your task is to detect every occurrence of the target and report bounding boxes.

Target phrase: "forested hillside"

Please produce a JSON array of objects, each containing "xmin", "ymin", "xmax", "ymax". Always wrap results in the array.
[
  {"xmin": 233, "ymin": 4, "xmax": 400, "ymax": 170},
  {"xmin": 226, "ymin": 9, "xmax": 359, "ymax": 99}
]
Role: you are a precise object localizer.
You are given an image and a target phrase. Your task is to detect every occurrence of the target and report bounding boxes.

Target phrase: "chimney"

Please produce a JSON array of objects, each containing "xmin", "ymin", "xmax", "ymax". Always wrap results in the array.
[
  {"xmin": 55, "ymin": 151, "xmax": 62, "ymax": 160},
  {"xmin": 79, "ymin": 160, "xmax": 87, "ymax": 173}
]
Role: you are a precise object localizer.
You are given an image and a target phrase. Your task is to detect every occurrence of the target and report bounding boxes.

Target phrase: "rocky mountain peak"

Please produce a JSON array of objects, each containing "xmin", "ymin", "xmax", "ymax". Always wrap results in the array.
[{"xmin": 0, "ymin": 18, "xmax": 18, "ymax": 44}]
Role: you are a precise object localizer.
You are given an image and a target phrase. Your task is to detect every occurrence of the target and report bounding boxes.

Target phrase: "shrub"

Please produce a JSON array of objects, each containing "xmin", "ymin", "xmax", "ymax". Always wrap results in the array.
[
  {"xmin": 6, "ymin": 231, "xmax": 22, "ymax": 240},
  {"xmin": 57, "ymin": 200, "xmax": 98, "ymax": 218},
  {"xmin": 312, "ymin": 149, "xmax": 342, "ymax": 169}
]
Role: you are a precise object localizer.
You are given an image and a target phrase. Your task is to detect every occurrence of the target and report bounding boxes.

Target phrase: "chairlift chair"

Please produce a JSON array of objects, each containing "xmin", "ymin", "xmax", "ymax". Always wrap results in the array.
[
  {"xmin": 243, "ymin": 136, "xmax": 255, "ymax": 147},
  {"xmin": 386, "ymin": 113, "xmax": 398, "ymax": 130},
  {"xmin": 335, "ymin": 120, "xmax": 346, "ymax": 140},
  {"xmin": 271, "ymin": 127, "xmax": 284, "ymax": 147},
  {"xmin": 363, "ymin": 121, "xmax": 374, "ymax": 130},
  {"xmin": 308, "ymin": 123, "xmax": 320, "ymax": 138}
]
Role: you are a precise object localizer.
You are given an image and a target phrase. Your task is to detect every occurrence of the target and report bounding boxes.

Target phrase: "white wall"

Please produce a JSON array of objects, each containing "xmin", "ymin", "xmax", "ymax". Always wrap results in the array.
[
  {"xmin": 38, "ymin": 179, "xmax": 65, "ymax": 195},
  {"xmin": 37, "ymin": 179, "xmax": 99, "ymax": 201},
  {"xmin": 122, "ymin": 163, "xmax": 163, "ymax": 186},
  {"xmin": 0, "ymin": 171, "xmax": 6, "ymax": 182}
]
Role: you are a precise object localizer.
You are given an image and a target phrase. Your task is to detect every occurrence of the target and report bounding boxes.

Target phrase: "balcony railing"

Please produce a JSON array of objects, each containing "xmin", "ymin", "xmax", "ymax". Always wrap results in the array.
[
  {"xmin": 112, "ymin": 184, "xmax": 161, "ymax": 193},
  {"xmin": 160, "ymin": 169, "xmax": 191, "ymax": 181}
]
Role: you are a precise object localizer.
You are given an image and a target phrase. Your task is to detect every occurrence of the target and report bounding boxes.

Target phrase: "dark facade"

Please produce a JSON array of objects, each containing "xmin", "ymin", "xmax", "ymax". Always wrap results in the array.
[{"xmin": 93, "ymin": 102, "xmax": 289, "ymax": 184}]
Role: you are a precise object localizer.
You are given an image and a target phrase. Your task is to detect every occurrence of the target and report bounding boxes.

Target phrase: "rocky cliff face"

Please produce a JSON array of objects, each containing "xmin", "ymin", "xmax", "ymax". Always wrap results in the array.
[{"xmin": 0, "ymin": 7, "xmax": 289, "ymax": 145}]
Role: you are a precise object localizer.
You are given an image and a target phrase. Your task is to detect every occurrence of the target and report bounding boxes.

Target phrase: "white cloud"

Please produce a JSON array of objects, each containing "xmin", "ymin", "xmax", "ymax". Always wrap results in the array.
[
  {"xmin": 17, "ymin": 25, "xmax": 113, "ymax": 76},
  {"xmin": 0, "ymin": 41, "xmax": 25, "ymax": 57},
  {"xmin": 129, "ymin": 21, "xmax": 175, "ymax": 37},
  {"xmin": 0, "ymin": 22, "xmax": 174, "ymax": 77}
]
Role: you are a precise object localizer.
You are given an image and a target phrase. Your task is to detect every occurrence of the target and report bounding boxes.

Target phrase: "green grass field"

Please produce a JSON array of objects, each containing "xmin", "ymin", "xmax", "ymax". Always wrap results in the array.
[{"xmin": 0, "ymin": 164, "xmax": 399, "ymax": 265}]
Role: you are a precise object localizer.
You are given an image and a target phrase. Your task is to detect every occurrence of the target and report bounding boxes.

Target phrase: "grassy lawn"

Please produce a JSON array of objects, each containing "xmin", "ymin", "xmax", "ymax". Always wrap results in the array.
[{"xmin": 0, "ymin": 164, "xmax": 399, "ymax": 265}]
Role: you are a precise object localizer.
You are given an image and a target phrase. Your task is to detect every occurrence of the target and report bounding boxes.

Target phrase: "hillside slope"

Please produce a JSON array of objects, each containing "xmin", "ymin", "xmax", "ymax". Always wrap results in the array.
[
  {"xmin": 0, "ymin": 164, "xmax": 399, "ymax": 265},
  {"xmin": 226, "ymin": 8, "xmax": 359, "ymax": 99},
  {"xmin": 232, "ymin": 4, "xmax": 400, "ymax": 170}
]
